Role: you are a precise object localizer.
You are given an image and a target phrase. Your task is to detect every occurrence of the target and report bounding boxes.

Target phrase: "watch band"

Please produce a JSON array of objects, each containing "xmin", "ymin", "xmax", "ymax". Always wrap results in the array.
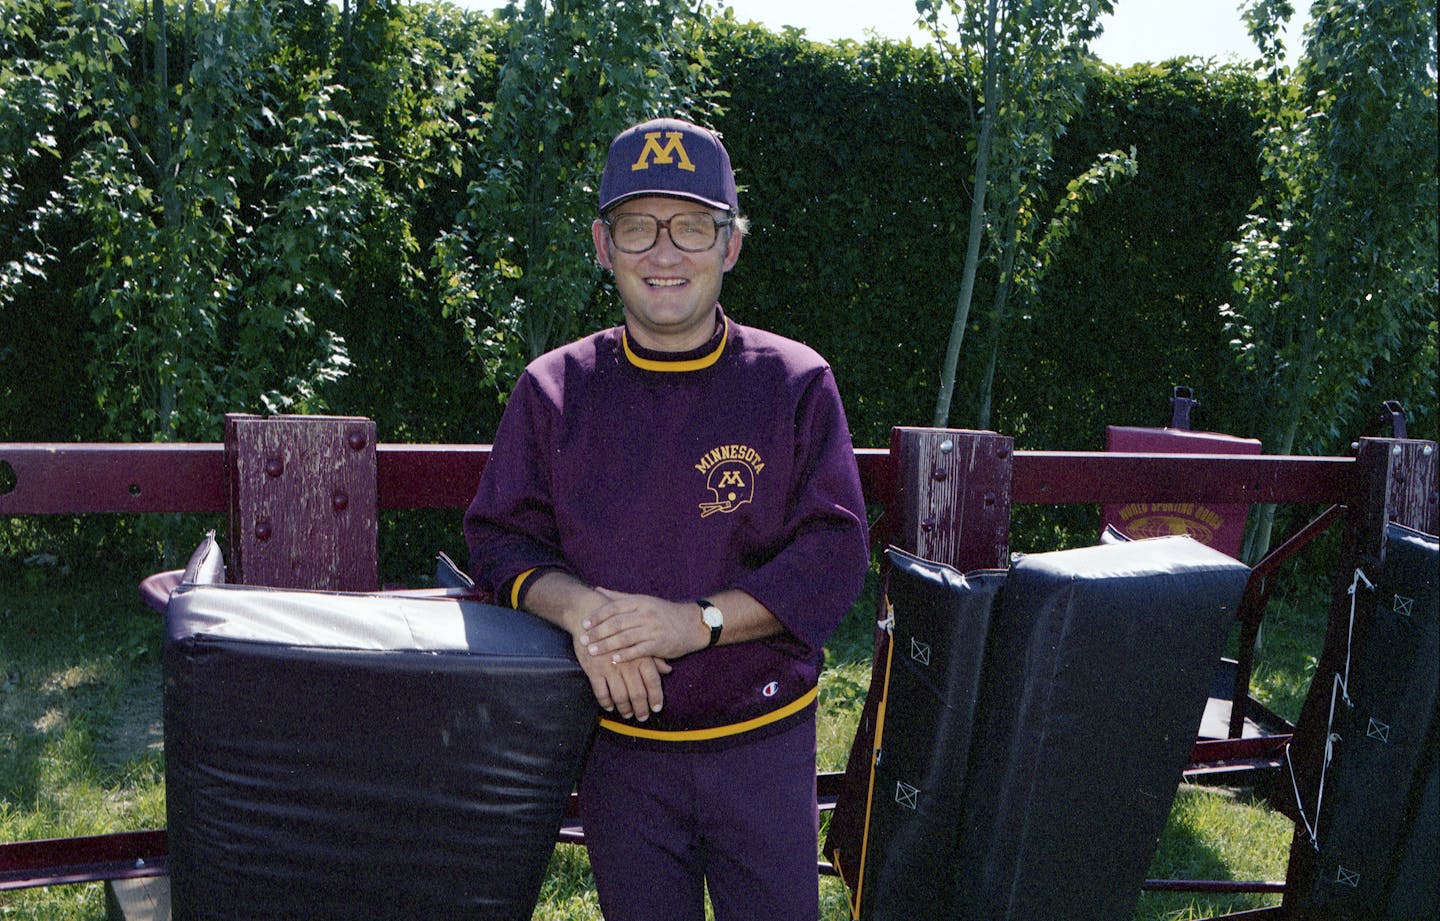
[{"xmin": 697, "ymin": 599, "xmax": 723, "ymax": 648}]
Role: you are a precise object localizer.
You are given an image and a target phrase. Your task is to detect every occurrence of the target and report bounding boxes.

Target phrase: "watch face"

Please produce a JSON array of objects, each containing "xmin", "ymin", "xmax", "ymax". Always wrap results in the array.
[{"xmin": 702, "ymin": 605, "xmax": 723, "ymax": 628}]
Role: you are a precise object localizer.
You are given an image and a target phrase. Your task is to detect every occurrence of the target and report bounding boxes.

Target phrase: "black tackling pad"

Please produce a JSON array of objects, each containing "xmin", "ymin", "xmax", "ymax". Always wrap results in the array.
[
  {"xmin": 162, "ymin": 539, "xmax": 597, "ymax": 921},
  {"xmin": 950, "ymin": 537, "xmax": 1246, "ymax": 919},
  {"xmin": 1280, "ymin": 523, "xmax": 1439, "ymax": 918},
  {"xmin": 855, "ymin": 549, "xmax": 1005, "ymax": 920},
  {"xmin": 840, "ymin": 536, "xmax": 1245, "ymax": 919}
]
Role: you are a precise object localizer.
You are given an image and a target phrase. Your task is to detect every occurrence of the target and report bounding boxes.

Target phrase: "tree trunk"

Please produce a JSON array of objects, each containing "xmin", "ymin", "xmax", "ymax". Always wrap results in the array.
[
  {"xmin": 974, "ymin": 230, "xmax": 1018, "ymax": 430},
  {"xmin": 932, "ymin": 0, "xmax": 1002, "ymax": 428},
  {"xmin": 1241, "ymin": 411, "xmax": 1301, "ymax": 564},
  {"xmin": 932, "ymin": 122, "xmax": 992, "ymax": 427}
]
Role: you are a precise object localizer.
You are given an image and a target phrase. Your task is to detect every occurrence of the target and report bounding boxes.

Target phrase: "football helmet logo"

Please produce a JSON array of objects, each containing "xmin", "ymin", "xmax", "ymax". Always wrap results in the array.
[{"xmin": 700, "ymin": 459, "xmax": 756, "ymax": 517}]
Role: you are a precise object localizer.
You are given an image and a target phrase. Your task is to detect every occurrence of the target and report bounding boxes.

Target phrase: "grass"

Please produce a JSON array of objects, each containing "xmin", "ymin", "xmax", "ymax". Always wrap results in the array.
[
  {"xmin": 1138, "ymin": 786, "xmax": 1294, "ymax": 919},
  {"xmin": 0, "ymin": 548, "xmax": 1332, "ymax": 920},
  {"xmin": 1, "ymin": 557, "xmax": 167, "ymax": 920}
]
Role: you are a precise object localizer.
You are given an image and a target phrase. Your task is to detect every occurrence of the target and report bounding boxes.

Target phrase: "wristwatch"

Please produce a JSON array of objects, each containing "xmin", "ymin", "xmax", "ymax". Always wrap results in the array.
[{"xmin": 697, "ymin": 599, "xmax": 724, "ymax": 648}]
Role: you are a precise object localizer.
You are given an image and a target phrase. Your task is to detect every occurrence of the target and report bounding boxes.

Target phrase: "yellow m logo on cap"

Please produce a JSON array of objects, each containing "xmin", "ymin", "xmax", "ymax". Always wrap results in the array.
[{"xmin": 631, "ymin": 131, "xmax": 696, "ymax": 173}]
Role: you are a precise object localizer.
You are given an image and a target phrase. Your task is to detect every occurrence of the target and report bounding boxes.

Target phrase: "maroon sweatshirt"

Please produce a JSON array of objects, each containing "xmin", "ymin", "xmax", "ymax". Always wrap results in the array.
[{"xmin": 464, "ymin": 309, "xmax": 870, "ymax": 746}]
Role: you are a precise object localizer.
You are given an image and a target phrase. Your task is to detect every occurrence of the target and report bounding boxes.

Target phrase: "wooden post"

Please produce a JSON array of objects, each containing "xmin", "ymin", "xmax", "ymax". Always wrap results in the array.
[
  {"xmin": 224, "ymin": 414, "xmax": 379, "ymax": 591},
  {"xmin": 1350, "ymin": 437, "xmax": 1438, "ymax": 554},
  {"xmin": 889, "ymin": 427, "xmax": 1014, "ymax": 570},
  {"xmin": 105, "ymin": 878, "xmax": 170, "ymax": 921}
]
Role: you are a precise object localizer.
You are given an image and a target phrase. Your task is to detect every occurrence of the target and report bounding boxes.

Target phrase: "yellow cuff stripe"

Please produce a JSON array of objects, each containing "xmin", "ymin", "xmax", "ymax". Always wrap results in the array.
[
  {"xmin": 622, "ymin": 318, "xmax": 728, "ymax": 372},
  {"xmin": 509, "ymin": 568, "xmax": 538, "ymax": 610},
  {"xmin": 598, "ymin": 684, "xmax": 818, "ymax": 742}
]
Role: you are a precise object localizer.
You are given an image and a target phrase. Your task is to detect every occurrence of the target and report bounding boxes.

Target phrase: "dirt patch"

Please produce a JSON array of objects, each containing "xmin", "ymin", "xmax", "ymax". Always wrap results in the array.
[
  {"xmin": 41, "ymin": 663, "xmax": 107, "ymax": 694},
  {"xmin": 1, "ymin": 656, "xmax": 163, "ymax": 767},
  {"xmin": 24, "ymin": 662, "xmax": 108, "ymax": 736},
  {"xmin": 97, "ymin": 667, "xmax": 165, "ymax": 767}
]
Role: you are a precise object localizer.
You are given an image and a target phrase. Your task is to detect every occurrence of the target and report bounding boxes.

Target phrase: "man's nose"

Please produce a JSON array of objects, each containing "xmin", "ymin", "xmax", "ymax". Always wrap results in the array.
[{"xmin": 647, "ymin": 227, "xmax": 685, "ymax": 262}]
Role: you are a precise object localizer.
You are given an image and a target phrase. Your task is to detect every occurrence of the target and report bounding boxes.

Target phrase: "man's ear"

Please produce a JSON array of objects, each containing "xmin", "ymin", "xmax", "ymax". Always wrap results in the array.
[
  {"xmin": 722, "ymin": 224, "xmax": 742, "ymax": 272},
  {"xmin": 592, "ymin": 219, "xmax": 613, "ymax": 270}
]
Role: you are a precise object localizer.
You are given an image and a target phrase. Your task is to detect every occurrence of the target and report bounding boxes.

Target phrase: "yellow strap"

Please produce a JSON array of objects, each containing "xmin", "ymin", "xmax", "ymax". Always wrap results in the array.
[
  {"xmin": 846, "ymin": 601, "xmax": 896, "ymax": 919},
  {"xmin": 598, "ymin": 684, "xmax": 818, "ymax": 742}
]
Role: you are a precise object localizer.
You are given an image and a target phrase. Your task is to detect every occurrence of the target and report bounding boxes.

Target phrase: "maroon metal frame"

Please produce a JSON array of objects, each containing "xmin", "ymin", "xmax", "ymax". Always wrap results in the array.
[
  {"xmin": 0, "ymin": 831, "xmax": 167, "ymax": 892},
  {"xmin": 0, "ymin": 439, "xmax": 1368, "ymax": 899},
  {"xmin": 0, "ymin": 443, "xmax": 1356, "ymax": 515}
]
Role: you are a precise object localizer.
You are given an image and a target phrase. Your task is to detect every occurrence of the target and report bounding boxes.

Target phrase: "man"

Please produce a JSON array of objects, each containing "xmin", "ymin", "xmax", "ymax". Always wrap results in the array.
[{"xmin": 464, "ymin": 117, "xmax": 869, "ymax": 920}]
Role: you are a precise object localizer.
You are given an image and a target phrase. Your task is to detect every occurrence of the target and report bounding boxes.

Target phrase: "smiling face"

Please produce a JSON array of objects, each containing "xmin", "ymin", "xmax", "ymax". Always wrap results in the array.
[{"xmin": 592, "ymin": 195, "xmax": 742, "ymax": 353}]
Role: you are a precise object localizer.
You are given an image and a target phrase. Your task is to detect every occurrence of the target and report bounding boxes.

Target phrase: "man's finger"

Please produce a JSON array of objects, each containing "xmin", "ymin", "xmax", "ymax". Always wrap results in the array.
[
  {"xmin": 608, "ymin": 673, "xmax": 636, "ymax": 719},
  {"xmin": 588, "ymin": 672, "xmax": 615, "ymax": 712},
  {"xmin": 639, "ymin": 658, "xmax": 665, "ymax": 712},
  {"xmin": 619, "ymin": 664, "xmax": 651, "ymax": 722}
]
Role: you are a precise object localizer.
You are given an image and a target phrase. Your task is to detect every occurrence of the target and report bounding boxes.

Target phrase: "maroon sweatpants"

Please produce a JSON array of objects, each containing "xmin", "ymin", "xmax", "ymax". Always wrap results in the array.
[{"xmin": 578, "ymin": 716, "xmax": 820, "ymax": 921}]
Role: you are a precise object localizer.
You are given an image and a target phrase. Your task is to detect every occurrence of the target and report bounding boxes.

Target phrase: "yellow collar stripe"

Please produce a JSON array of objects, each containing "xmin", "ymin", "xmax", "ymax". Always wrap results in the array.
[
  {"xmin": 598, "ymin": 684, "xmax": 817, "ymax": 742},
  {"xmin": 622, "ymin": 319, "xmax": 727, "ymax": 372}
]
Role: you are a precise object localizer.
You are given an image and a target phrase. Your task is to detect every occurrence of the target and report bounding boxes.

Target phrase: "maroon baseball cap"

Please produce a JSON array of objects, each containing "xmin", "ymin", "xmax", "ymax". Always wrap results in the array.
[{"xmin": 598, "ymin": 118, "xmax": 738, "ymax": 214}]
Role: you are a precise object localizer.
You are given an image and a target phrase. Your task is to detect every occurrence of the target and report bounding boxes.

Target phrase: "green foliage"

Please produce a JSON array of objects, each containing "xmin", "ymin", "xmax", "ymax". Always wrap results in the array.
[
  {"xmin": 434, "ymin": 0, "xmax": 722, "ymax": 399},
  {"xmin": 1220, "ymin": 0, "xmax": 1437, "ymax": 558},
  {"xmin": 706, "ymin": 34, "xmax": 1265, "ymax": 467},
  {"xmin": 300, "ymin": 1, "xmax": 505, "ymax": 443},
  {"xmin": 916, "ymin": 0, "xmax": 1117, "ymax": 427},
  {"xmin": 0, "ymin": 0, "xmax": 102, "ymax": 441},
  {"xmin": 970, "ymin": 143, "xmax": 1140, "ymax": 427},
  {"xmin": 998, "ymin": 59, "xmax": 1267, "ymax": 452},
  {"xmin": 704, "ymin": 25, "xmax": 969, "ymax": 443},
  {"xmin": 2, "ymin": 0, "xmax": 379, "ymax": 442},
  {"xmin": 1222, "ymin": 0, "xmax": 1438, "ymax": 454}
]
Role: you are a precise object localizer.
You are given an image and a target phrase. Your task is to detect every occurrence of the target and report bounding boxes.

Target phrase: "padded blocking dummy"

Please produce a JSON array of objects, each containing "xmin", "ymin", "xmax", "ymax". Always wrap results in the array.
[
  {"xmin": 162, "ymin": 537, "xmax": 597, "ymax": 920},
  {"xmin": 950, "ymin": 536, "xmax": 1247, "ymax": 918},
  {"xmin": 1280, "ymin": 523, "xmax": 1439, "ymax": 918},
  {"xmin": 842, "ymin": 549, "xmax": 1005, "ymax": 919},
  {"xmin": 833, "ymin": 536, "xmax": 1246, "ymax": 920}
]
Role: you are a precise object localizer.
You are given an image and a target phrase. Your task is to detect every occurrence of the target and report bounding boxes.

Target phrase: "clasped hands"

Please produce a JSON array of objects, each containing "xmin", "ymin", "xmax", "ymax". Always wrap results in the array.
[{"xmin": 572, "ymin": 588, "xmax": 711, "ymax": 723}]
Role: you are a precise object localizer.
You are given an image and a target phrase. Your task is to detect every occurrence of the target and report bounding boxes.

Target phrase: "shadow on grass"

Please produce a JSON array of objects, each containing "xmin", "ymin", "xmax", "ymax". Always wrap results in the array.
[
  {"xmin": 1136, "ymin": 784, "xmax": 1287, "ymax": 921},
  {"xmin": 0, "ymin": 565, "xmax": 166, "ymax": 822}
]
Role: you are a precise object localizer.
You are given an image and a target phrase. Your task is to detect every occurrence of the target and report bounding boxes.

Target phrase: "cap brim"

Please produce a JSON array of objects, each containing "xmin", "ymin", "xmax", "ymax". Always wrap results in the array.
[{"xmin": 600, "ymin": 190, "xmax": 733, "ymax": 214}]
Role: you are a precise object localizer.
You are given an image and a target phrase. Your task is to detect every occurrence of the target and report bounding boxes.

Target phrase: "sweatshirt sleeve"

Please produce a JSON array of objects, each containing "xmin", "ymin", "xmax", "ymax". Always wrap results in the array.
[
  {"xmin": 463, "ymin": 372, "xmax": 571, "ymax": 605},
  {"xmin": 734, "ymin": 367, "xmax": 871, "ymax": 656}
]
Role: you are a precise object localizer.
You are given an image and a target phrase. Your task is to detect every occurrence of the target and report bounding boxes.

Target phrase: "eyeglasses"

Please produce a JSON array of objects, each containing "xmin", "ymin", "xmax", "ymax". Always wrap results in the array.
[{"xmin": 603, "ymin": 211, "xmax": 734, "ymax": 254}]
